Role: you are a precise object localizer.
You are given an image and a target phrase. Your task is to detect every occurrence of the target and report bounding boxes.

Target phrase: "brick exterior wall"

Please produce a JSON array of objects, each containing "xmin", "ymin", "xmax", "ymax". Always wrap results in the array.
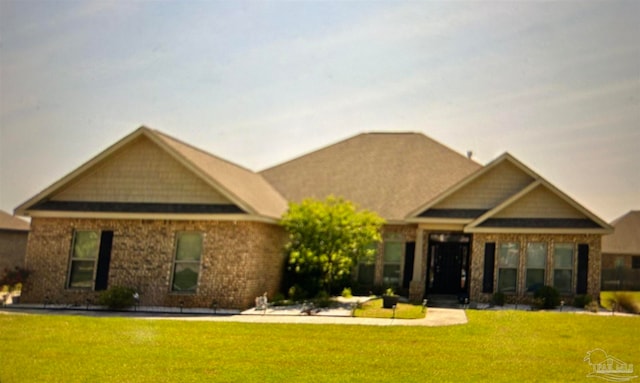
[
  {"xmin": 470, "ymin": 233, "xmax": 602, "ymax": 303},
  {"xmin": 22, "ymin": 217, "xmax": 286, "ymax": 309}
]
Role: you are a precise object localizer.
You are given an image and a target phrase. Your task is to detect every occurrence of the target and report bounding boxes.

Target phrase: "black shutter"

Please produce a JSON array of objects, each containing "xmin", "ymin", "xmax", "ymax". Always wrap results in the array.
[
  {"xmin": 95, "ymin": 231, "xmax": 114, "ymax": 291},
  {"xmin": 576, "ymin": 244, "xmax": 589, "ymax": 294},
  {"xmin": 482, "ymin": 243, "xmax": 496, "ymax": 293},
  {"xmin": 403, "ymin": 242, "xmax": 416, "ymax": 289}
]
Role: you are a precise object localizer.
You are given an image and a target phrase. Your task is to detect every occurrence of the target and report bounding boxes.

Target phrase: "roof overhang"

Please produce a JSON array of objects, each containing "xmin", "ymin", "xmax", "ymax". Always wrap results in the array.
[{"xmin": 26, "ymin": 210, "xmax": 279, "ymax": 224}]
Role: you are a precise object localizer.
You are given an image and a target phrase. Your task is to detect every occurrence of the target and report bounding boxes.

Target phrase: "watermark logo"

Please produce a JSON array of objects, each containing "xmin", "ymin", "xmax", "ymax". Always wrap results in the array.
[{"xmin": 584, "ymin": 349, "xmax": 637, "ymax": 382}]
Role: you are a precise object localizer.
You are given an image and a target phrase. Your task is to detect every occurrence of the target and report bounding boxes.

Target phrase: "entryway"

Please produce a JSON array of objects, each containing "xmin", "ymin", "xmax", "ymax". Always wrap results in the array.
[{"xmin": 426, "ymin": 234, "xmax": 471, "ymax": 298}]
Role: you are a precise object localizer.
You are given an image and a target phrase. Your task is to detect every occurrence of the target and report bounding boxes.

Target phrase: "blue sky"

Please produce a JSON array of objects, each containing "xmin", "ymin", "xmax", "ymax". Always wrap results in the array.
[{"xmin": 1, "ymin": 1, "xmax": 638, "ymax": 221}]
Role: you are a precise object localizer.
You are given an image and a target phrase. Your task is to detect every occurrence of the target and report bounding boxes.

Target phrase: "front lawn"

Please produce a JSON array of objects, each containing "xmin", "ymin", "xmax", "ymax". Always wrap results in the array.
[
  {"xmin": 353, "ymin": 298, "xmax": 426, "ymax": 319},
  {"xmin": 0, "ymin": 310, "xmax": 637, "ymax": 382}
]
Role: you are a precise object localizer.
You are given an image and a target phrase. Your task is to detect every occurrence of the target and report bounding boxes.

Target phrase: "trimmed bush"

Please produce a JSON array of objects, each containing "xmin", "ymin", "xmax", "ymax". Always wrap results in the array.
[
  {"xmin": 533, "ymin": 286, "xmax": 560, "ymax": 309},
  {"xmin": 573, "ymin": 295, "xmax": 592, "ymax": 309},
  {"xmin": 98, "ymin": 286, "xmax": 137, "ymax": 310},
  {"xmin": 313, "ymin": 291, "xmax": 333, "ymax": 308},
  {"xmin": 492, "ymin": 292, "xmax": 505, "ymax": 306},
  {"xmin": 341, "ymin": 287, "xmax": 352, "ymax": 298}
]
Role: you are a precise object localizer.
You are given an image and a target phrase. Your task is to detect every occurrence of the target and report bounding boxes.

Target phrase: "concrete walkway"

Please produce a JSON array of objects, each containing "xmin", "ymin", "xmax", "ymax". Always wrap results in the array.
[{"xmin": 0, "ymin": 304, "xmax": 468, "ymax": 327}]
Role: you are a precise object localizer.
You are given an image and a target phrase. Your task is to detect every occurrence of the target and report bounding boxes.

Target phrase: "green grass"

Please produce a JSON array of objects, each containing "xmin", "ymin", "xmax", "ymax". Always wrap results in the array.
[
  {"xmin": 600, "ymin": 291, "xmax": 640, "ymax": 312},
  {"xmin": 0, "ymin": 310, "xmax": 638, "ymax": 382},
  {"xmin": 353, "ymin": 298, "xmax": 426, "ymax": 319}
]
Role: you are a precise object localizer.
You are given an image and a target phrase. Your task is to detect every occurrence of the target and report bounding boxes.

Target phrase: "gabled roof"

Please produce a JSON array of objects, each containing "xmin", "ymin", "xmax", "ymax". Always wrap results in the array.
[
  {"xmin": 409, "ymin": 153, "xmax": 612, "ymax": 234},
  {"xmin": 602, "ymin": 211, "xmax": 640, "ymax": 255},
  {"xmin": 260, "ymin": 132, "xmax": 481, "ymax": 221},
  {"xmin": 15, "ymin": 127, "xmax": 287, "ymax": 221},
  {"xmin": 0, "ymin": 210, "xmax": 30, "ymax": 231}
]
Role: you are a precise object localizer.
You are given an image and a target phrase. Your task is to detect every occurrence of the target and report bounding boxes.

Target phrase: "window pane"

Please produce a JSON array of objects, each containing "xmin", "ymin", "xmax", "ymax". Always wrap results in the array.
[
  {"xmin": 554, "ymin": 269, "xmax": 572, "ymax": 292},
  {"xmin": 358, "ymin": 264, "xmax": 375, "ymax": 285},
  {"xmin": 554, "ymin": 244, "xmax": 573, "ymax": 268},
  {"xmin": 176, "ymin": 233, "xmax": 203, "ymax": 261},
  {"xmin": 526, "ymin": 243, "xmax": 546, "ymax": 268},
  {"xmin": 73, "ymin": 231, "xmax": 100, "ymax": 259},
  {"xmin": 499, "ymin": 243, "xmax": 519, "ymax": 267},
  {"xmin": 68, "ymin": 260, "xmax": 95, "ymax": 288},
  {"xmin": 498, "ymin": 269, "xmax": 517, "ymax": 293},
  {"xmin": 383, "ymin": 242, "xmax": 402, "ymax": 263},
  {"xmin": 526, "ymin": 269, "xmax": 545, "ymax": 292},
  {"xmin": 383, "ymin": 265, "xmax": 400, "ymax": 285},
  {"xmin": 172, "ymin": 263, "xmax": 200, "ymax": 291}
]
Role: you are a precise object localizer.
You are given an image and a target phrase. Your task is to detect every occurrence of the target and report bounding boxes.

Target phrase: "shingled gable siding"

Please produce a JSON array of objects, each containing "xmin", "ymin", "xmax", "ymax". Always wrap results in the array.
[
  {"xmin": 21, "ymin": 217, "xmax": 286, "ymax": 309},
  {"xmin": 469, "ymin": 233, "xmax": 601, "ymax": 303}
]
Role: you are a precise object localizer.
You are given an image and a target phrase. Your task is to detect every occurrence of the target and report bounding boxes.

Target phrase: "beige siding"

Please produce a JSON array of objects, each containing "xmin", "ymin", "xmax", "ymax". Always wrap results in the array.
[
  {"xmin": 434, "ymin": 161, "xmax": 534, "ymax": 210},
  {"xmin": 53, "ymin": 136, "xmax": 231, "ymax": 204},
  {"xmin": 494, "ymin": 186, "xmax": 586, "ymax": 219}
]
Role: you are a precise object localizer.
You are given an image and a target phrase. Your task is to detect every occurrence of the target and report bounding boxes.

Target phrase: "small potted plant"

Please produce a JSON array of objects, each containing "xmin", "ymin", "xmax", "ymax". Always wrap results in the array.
[{"xmin": 382, "ymin": 287, "xmax": 399, "ymax": 309}]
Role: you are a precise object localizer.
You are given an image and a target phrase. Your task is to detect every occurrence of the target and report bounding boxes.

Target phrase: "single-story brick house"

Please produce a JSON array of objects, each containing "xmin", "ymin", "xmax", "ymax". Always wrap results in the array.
[
  {"xmin": 16, "ymin": 126, "xmax": 612, "ymax": 309},
  {"xmin": 601, "ymin": 211, "xmax": 640, "ymax": 290}
]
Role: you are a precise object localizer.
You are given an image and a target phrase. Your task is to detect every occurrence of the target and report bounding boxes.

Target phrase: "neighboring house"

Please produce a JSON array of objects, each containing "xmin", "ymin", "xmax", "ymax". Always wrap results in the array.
[
  {"xmin": 15, "ymin": 127, "xmax": 612, "ymax": 309},
  {"xmin": 0, "ymin": 210, "xmax": 30, "ymax": 274},
  {"xmin": 601, "ymin": 211, "xmax": 640, "ymax": 290}
]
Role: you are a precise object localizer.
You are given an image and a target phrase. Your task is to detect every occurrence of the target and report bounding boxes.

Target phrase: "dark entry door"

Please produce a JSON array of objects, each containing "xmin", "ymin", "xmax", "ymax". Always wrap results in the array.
[{"xmin": 427, "ymin": 240, "xmax": 469, "ymax": 295}]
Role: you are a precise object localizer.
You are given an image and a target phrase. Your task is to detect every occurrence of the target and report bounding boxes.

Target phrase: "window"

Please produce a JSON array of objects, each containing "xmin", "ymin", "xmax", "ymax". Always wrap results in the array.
[
  {"xmin": 554, "ymin": 243, "xmax": 574, "ymax": 293},
  {"xmin": 357, "ymin": 244, "xmax": 376, "ymax": 285},
  {"xmin": 68, "ymin": 231, "xmax": 100, "ymax": 288},
  {"xmin": 498, "ymin": 242, "xmax": 519, "ymax": 293},
  {"xmin": 171, "ymin": 232, "xmax": 203, "ymax": 292},
  {"xmin": 383, "ymin": 241, "xmax": 403, "ymax": 286},
  {"xmin": 526, "ymin": 243, "xmax": 546, "ymax": 292}
]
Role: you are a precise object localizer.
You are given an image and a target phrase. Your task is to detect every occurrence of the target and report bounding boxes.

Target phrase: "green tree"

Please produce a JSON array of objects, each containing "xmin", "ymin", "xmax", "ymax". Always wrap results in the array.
[{"xmin": 281, "ymin": 196, "xmax": 385, "ymax": 296}]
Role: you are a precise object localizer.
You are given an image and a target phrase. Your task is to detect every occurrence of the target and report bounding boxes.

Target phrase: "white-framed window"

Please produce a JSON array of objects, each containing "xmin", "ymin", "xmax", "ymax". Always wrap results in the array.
[
  {"xmin": 553, "ymin": 243, "xmax": 574, "ymax": 293},
  {"xmin": 171, "ymin": 232, "xmax": 203, "ymax": 292},
  {"xmin": 67, "ymin": 230, "xmax": 100, "ymax": 289},
  {"xmin": 382, "ymin": 241, "xmax": 403, "ymax": 287},
  {"xmin": 498, "ymin": 242, "xmax": 519, "ymax": 293},
  {"xmin": 526, "ymin": 242, "xmax": 546, "ymax": 292}
]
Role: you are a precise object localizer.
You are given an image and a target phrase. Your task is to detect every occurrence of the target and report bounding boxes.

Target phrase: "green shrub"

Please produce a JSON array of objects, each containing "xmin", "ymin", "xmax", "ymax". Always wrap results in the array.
[
  {"xmin": 608, "ymin": 292, "xmax": 640, "ymax": 314},
  {"xmin": 573, "ymin": 295, "xmax": 592, "ymax": 309},
  {"xmin": 341, "ymin": 287, "xmax": 352, "ymax": 298},
  {"xmin": 313, "ymin": 291, "xmax": 333, "ymax": 308},
  {"xmin": 288, "ymin": 285, "xmax": 307, "ymax": 302},
  {"xmin": 492, "ymin": 292, "xmax": 505, "ymax": 306},
  {"xmin": 98, "ymin": 286, "xmax": 137, "ymax": 310},
  {"xmin": 533, "ymin": 286, "xmax": 560, "ymax": 309},
  {"xmin": 531, "ymin": 297, "xmax": 545, "ymax": 311}
]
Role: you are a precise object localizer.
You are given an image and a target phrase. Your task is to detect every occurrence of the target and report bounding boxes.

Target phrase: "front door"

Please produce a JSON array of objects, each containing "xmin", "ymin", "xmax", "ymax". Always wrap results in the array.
[{"xmin": 426, "ymin": 234, "xmax": 470, "ymax": 295}]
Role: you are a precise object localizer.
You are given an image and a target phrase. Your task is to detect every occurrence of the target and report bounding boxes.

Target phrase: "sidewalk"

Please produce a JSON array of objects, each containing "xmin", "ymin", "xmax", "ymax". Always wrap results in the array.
[{"xmin": 0, "ymin": 304, "xmax": 468, "ymax": 327}]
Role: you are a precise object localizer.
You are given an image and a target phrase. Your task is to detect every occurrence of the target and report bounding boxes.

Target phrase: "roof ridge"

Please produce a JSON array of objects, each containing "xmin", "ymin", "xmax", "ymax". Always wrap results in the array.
[{"xmin": 260, "ymin": 130, "xmax": 475, "ymax": 173}]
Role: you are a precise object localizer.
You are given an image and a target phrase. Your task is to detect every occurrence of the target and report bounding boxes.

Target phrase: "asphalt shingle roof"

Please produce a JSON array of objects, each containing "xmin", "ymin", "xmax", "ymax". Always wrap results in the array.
[{"xmin": 261, "ymin": 132, "xmax": 481, "ymax": 221}]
